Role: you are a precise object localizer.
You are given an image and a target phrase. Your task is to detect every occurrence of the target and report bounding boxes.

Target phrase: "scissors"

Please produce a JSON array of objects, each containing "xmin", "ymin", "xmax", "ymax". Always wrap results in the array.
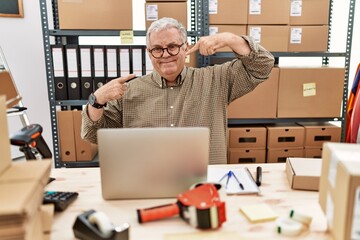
[{"xmin": 219, "ymin": 170, "xmax": 244, "ymax": 190}]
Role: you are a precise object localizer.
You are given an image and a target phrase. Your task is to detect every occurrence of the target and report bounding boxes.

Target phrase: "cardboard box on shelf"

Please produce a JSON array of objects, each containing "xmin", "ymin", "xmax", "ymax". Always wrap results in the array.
[
  {"xmin": 318, "ymin": 143, "xmax": 360, "ymax": 213},
  {"xmin": 228, "ymin": 67, "xmax": 279, "ymax": 118},
  {"xmin": 267, "ymin": 148, "xmax": 304, "ymax": 163},
  {"xmin": 325, "ymin": 160, "xmax": 360, "ymax": 240},
  {"xmin": 228, "ymin": 148, "xmax": 266, "ymax": 164},
  {"xmin": 290, "ymin": 0, "xmax": 330, "ymax": 25},
  {"xmin": 247, "ymin": 25, "xmax": 289, "ymax": 52},
  {"xmin": 58, "ymin": 0, "xmax": 132, "ymax": 30},
  {"xmin": 304, "ymin": 147, "xmax": 323, "ymax": 158},
  {"xmin": 288, "ymin": 25, "xmax": 329, "ymax": 52},
  {"xmin": 248, "ymin": 0, "xmax": 290, "ymax": 24},
  {"xmin": 209, "ymin": 0, "xmax": 248, "ymax": 25},
  {"xmin": 297, "ymin": 122, "xmax": 341, "ymax": 147},
  {"xmin": 228, "ymin": 126, "xmax": 267, "ymax": 149},
  {"xmin": 286, "ymin": 157, "xmax": 322, "ymax": 191},
  {"xmin": 145, "ymin": 2, "xmax": 187, "ymax": 29},
  {"xmin": 266, "ymin": 123, "xmax": 305, "ymax": 149},
  {"xmin": 277, "ymin": 67, "xmax": 345, "ymax": 118},
  {"xmin": 209, "ymin": 25, "xmax": 247, "ymax": 52}
]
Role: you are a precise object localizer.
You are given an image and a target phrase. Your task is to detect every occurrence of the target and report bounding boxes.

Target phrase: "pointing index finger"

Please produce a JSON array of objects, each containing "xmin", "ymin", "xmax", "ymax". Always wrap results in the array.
[
  {"xmin": 117, "ymin": 74, "xmax": 137, "ymax": 83},
  {"xmin": 186, "ymin": 43, "xmax": 199, "ymax": 55}
]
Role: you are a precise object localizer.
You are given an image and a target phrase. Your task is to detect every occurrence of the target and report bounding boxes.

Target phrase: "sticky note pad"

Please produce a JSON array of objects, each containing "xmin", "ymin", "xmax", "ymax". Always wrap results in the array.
[{"xmin": 240, "ymin": 203, "xmax": 278, "ymax": 223}]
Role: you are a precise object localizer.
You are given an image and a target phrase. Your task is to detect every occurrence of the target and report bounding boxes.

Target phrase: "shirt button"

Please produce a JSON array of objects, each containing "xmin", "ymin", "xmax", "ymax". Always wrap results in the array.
[
  {"xmin": 170, "ymin": 124, "xmax": 174, "ymax": 127},
  {"xmin": 170, "ymin": 87, "xmax": 174, "ymax": 90},
  {"xmin": 170, "ymin": 106, "xmax": 174, "ymax": 109}
]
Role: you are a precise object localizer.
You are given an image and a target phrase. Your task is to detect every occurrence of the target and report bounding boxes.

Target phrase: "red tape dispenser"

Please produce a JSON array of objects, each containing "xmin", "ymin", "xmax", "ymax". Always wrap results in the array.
[{"xmin": 137, "ymin": 183, "xmax": 226, "ymax": 229}]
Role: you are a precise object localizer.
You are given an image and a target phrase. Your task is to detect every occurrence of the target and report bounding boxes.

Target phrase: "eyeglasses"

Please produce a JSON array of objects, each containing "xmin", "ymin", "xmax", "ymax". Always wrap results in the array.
[{"xmin": 149, "ymin": 42, "xmax": 186, "ymax": 59}]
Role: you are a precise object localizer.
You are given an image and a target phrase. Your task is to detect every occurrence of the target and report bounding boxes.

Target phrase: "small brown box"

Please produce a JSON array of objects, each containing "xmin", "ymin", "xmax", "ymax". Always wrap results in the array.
[
  {"xmin": 290, "ymin": 0, "xmax": 330, "ymax": 25},
  {"xmin": 248, "ymin": 0, "xmax": 290, "ymax": 24},
  {"xmin": 228, "ymin": 67, "xmax": 279, "ymax": 118},
  {"xmin": 277, "ymin": 67, "xmax": 345, "ymax": 118},
  {"xmin": 304, "ymin": 147, "xmax": 323, "ymax": 158},
  {"xmin": 145, "ymin": 2, "xmax": 187, "ymax": 29},
  {"xmin": 267, "ymin": 148, "xmax": 304, "ymax": 163},
  {"xmin": 247, "ymin": 25, "xmax": 289, "ymax": 52},
  {"xmin": 266, "ymin": 124, "xmax": 305, "ymax": 149},
  {"xmin": 298, "ymin": 122, "xmax": 341, "ymax": 147},
  {"xmin": 57, "ymin": 110, "xmax": 76, "ymax": 162},
  {"xmin": 209, "ymin": 25, "xmax": 247, "ymax": 52},
  {"xmin": 286, "ymin": 157, "xmax": 322, "ymax": 191},
  {"xmin": 58, "ymin": 0, "xmax": 132, "ymax": 30},
  {"xmin": 229, "ymin": 126, "xmax": 267, "ymax": 149},
  {"xmin": 228, "ymin": 148, "xmax": 266, "ymax": 164},
  {"xmin": 288, "ymin": 25, "xmax": 329, "ymax": 52},
  {"xmin": 209, "ymin": 0, "xmax": 248, "ymax": 24}
]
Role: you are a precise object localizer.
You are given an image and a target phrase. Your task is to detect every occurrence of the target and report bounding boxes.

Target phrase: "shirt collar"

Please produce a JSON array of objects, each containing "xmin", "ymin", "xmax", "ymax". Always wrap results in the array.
[{"xmin": 152, "ymin": 67, "xmax": 187, "ymax": 88}]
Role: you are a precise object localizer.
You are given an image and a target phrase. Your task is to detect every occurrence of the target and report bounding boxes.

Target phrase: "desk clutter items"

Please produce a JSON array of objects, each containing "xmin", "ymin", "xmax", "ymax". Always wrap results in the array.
[
  {"xmin": 285, "ymin": 157, "xmax": 322, "ymax": 191},
  {"xmin": 0, "ymin": 95, "xmax": 53, "ymax": 239},
  {"xmin": 137, "ymin": 183, "xmax": 226, "ymax": 229},
  {"xmin": 319, "ymin": 142, "xmax": 360, "ymax": 240},
  {"xmin": 207, "ymin": 167, "xmax": 260, "ymax": 195},
  {"xmin": 276, "ymin": 210, "xmax": 312, "ymax": 237},
  {"xmin": 73, "ymin": 209, "xmax": 130, "ymax": 240},
  {"xmin": 43, "ymin": 191, "xmax": 79, "ymax": 211}
]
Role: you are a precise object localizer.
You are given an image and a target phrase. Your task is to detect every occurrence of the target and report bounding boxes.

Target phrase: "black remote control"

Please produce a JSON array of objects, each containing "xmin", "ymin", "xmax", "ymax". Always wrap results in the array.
[{"xmin": 43, "ymin": 191, "xmax": 79, "ymax": 211}]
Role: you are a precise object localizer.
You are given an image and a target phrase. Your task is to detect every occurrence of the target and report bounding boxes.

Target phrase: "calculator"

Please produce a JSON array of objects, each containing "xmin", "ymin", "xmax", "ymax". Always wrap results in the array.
[{"xmin": 43, "ymin": 191, "xmax": 79, "ymax": 211}]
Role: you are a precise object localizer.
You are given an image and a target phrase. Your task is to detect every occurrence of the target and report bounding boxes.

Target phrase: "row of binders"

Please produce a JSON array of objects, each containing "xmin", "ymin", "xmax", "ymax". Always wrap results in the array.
[{"xmin": 51, "ymin": 45, "xmax": 153, "ymax": 101}]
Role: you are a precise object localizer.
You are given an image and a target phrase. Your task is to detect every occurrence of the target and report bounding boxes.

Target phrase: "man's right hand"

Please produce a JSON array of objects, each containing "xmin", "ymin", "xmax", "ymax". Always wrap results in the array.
[{"xmin": 93, "ymin": 74, "xmax": 136, "ymax": 106}]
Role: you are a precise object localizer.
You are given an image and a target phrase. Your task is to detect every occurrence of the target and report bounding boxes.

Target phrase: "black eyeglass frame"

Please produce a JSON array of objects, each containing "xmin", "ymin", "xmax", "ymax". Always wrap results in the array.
[{"xmin": 148, "ymin": 42, "xmax": 186, "ymax": 59}]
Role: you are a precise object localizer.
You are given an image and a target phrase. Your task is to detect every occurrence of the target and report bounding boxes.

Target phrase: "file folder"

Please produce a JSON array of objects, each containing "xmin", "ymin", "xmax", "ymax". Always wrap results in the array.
[
  {"xmin": 105, "ymin": 46, "xmax": 119, "ymax": 82},
  {"xmin": 131, "ymin": 47, "xmax": 145, "ymax": 76},
  {"xmin": 79, "ymin": 46, "xmax": 93, "ymax": 100},
  {"xmin": 119, "ymin": 47, "xmax": 130, "ymax": 77},
  {"xmin": 65, "ymin": 45, "xmax": 81, "ymax": 100},
  {"xmin": 93, "ymin": 46, "xmax": 106, "ymax": 90},
  {"xmin": 51, "ymin": 45, "xmax": 67, "ymax": 100}
]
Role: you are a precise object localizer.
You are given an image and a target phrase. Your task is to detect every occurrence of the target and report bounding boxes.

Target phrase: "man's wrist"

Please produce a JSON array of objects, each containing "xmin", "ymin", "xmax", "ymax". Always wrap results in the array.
[{"xmin": 88, "ymin": 92, "xmax": 107, "ymax": 109}]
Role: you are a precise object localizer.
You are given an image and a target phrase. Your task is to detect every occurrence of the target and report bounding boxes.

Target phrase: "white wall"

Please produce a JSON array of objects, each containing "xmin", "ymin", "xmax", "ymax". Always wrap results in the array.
[{"xmin": 0, "ymin": 0, "xmax": 359, "ymax": 160}]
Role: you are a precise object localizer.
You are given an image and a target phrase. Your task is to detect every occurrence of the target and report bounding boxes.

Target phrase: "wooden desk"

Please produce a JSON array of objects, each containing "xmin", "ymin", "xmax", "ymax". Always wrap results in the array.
[{"xmin": 47, "ymin": 164, "xmax": 329, "ymax": 239}]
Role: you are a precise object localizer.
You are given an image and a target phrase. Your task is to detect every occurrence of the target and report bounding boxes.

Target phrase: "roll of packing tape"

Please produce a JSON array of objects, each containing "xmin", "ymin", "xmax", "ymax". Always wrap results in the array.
[
  {"xmin": 276, "ymin": 217, "xmax": 304, "ymax": 236},
  {"xmin": 289, "ymin": 210, "xmax": 312, "ymax": 226}
]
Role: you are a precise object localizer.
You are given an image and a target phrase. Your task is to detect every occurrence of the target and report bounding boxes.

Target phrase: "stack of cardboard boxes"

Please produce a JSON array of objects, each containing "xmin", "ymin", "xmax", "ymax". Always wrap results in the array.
[{"xmin": 0, "ymin": 96, "xmax": 53, "ymax": 240}]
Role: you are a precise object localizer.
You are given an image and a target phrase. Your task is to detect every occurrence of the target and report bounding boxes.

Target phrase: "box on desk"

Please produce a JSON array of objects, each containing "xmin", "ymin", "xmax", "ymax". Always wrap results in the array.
[
  {"xmin": 323, "ymin": 160, "xmax": 360, "ymax": 240},
  {"xmin": 0, "ymin": 95, "xmax": 52, "ymax": 240},
  {"xmin": 286, "ymin": 157, "xmax": 322, "ymax": 191},
  {"xmin": 319, "ymin": 142, "xmax": 360, "ymax": 213}
]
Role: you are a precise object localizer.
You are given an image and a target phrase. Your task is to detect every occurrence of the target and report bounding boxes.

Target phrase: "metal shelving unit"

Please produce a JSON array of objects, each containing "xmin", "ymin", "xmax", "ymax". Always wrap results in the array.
[{"xmin": 40, "ymin": 0, "xmax": 356, "ymax": 168}]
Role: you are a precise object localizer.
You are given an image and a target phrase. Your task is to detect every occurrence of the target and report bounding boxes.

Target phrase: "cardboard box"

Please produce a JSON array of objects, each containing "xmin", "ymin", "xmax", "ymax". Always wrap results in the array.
[
  {"xmin": 73, "ymin": 111, "xmax": 98, "ymax": 161},
  {"xmin": 228, "ymin": 126, "xmax": 267, "ymax": 149},
  {"xmin": 325, "ymin": 161, "xmax": 360, "ymax": 240},
  {"xmin": 247, "ymin": 25, "xmax": 289, "ymax": 52},
  {"xmin": 57, "ymin": 110, "xmax": 76, "ymax": 162},
  {"xmin": 146, "ymin": 0, "xmax": 187, "ymax": 1},
  {"xmin": 304, "ymin": 147, "xmax": 323, "ymax": 158},
  {"xmin": 277, "ymin": 67, "xmax": 345, "ymax": 118},
  {"xmin": 290, "ymin": 0, "xmax": 330, "ymax": 25},
  {"xmin": 228, "ymin": 148, "xmax": 266, "ymax": 164},
  {"xmin": 286, "ymin": 157, "xmax": 322, "ymax": 191},
  {"xmin": 0, "ymin": 71, "xmax": 21, "ymax": 108},
  {"xmin": 145, "ymin": 2, "xmax": 187, "ymax": 29},
  {"xmin": 297, "ymin": 122, "xmax": 341, "ymax": 147},
  {"xmin": 267, "ymin": 148, "xmax": 304, "ymax": 163},
  {"xmin": 248, "ymin": 0, "xmax": 290, "ymax": 24},
  {"xmin": 319, "ymin": 143, "xmax": 360, "ymax": 213},
  {"xmin": 58, "ymin": 0, "xmax": 132, "ymax": 30},
  {"xmin": 288, "ymin": 25, "xmax": 329, "ymax": 52},
  {"xmin": 209, "ymin": 25, "xmax": 247, "ymax": 52},
  {"xmin": 228, "ymin": 67, "xmax": 279, "ymax": 118},
  {"xmin": 0, "ymin": 95, "xmax": 52, "ymax": 240},
  {"xmin": 266, "ymin": 123, "xmax": 305, "ymax": 149},
  {"xmin": 209, "ymin": 0, "xmax": 248, "ymax": 24}
]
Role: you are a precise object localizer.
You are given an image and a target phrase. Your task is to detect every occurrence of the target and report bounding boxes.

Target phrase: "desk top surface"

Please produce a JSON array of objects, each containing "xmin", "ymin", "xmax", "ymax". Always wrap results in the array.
[{"xmin": 47, "ymin": 163, "xmax": 330, "ymax": 240}]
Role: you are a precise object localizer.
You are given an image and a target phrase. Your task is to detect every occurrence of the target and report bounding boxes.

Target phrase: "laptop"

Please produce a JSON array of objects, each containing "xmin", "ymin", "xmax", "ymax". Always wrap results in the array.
[{"xmin": 97, "ymin": 127, "xmax": 209, "ymax": 200}]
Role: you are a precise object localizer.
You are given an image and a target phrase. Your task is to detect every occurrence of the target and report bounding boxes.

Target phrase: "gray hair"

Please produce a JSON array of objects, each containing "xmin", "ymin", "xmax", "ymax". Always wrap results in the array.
[{"xmin": 146, "ymin": 17, "xmax": 187, "ymax": 48}]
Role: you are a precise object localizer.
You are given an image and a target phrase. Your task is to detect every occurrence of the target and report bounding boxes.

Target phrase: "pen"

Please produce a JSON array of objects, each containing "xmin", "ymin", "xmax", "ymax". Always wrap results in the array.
[
  {"xmin": 231, "ymin": 171, "xmax": 244, "ymax": 190},
  {"xmin": 256, "ymin": 166, "xmax": 262, "ymax": 186}
]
